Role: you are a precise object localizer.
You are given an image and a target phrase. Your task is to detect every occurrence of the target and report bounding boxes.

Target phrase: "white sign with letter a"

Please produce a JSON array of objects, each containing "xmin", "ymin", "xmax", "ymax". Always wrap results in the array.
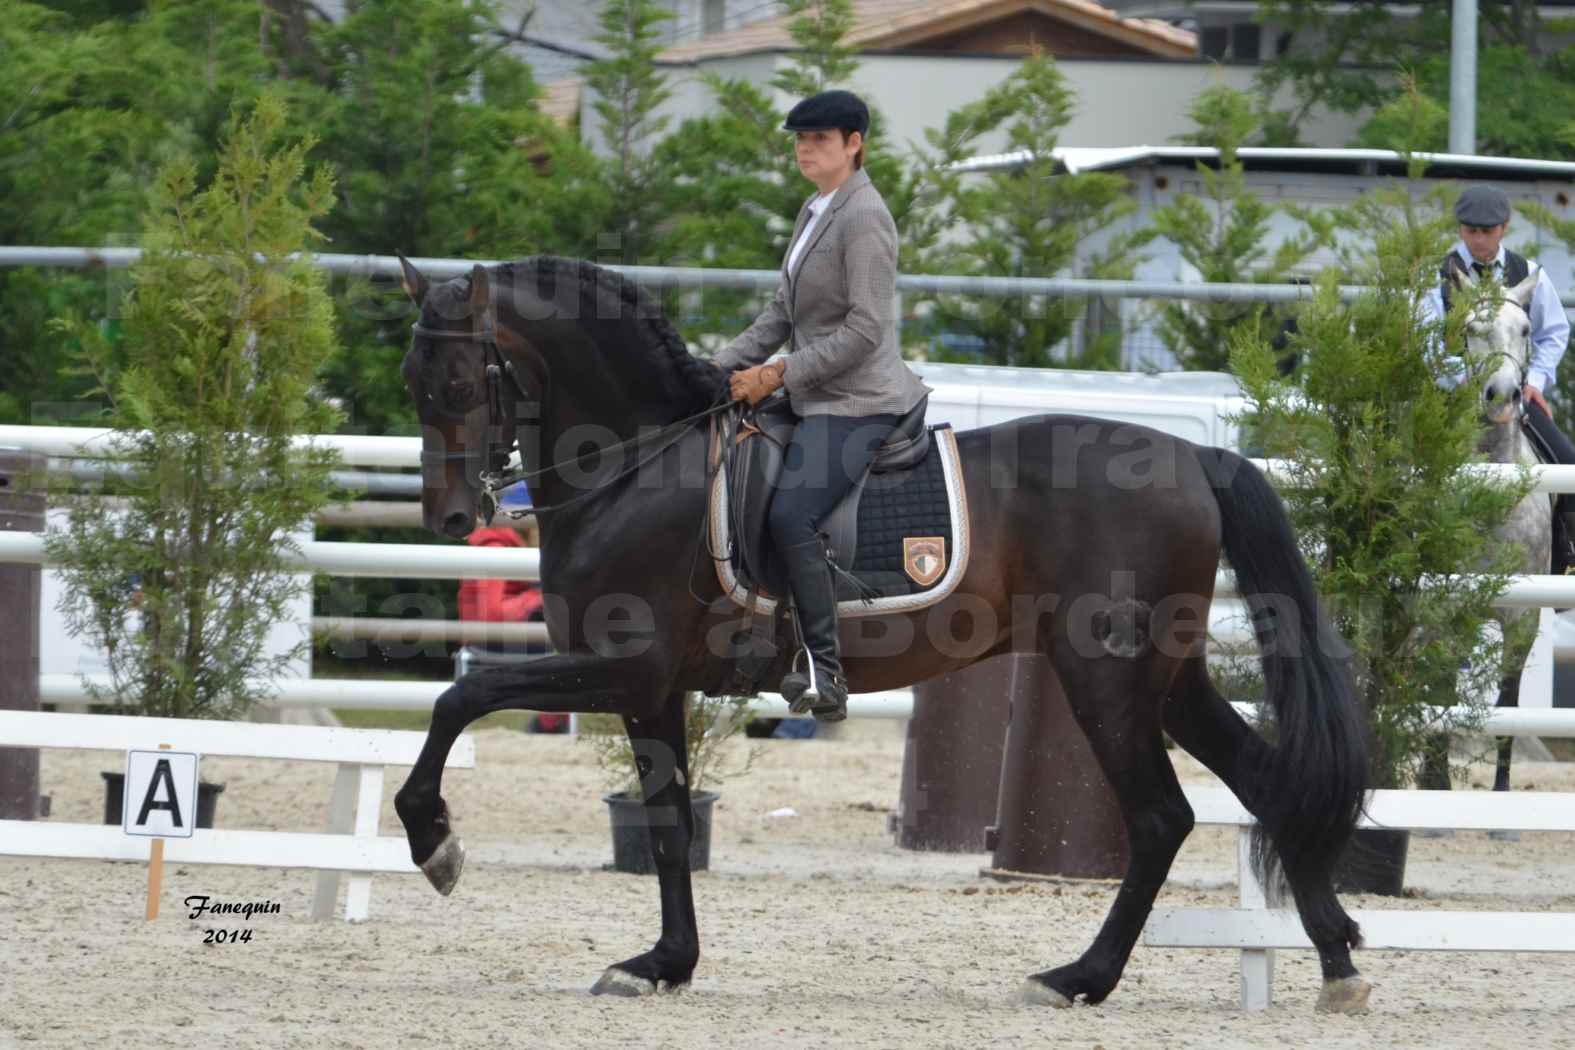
[{"xmin": 123, "ymin": 750, "xmax": 200, "ymax": 839}]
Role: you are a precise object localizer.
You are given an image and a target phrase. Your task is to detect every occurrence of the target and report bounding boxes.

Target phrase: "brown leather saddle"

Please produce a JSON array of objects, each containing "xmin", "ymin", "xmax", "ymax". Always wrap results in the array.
[{"xmin": 719, "ymin": 391, "xmax": 948, "ymax": 603}]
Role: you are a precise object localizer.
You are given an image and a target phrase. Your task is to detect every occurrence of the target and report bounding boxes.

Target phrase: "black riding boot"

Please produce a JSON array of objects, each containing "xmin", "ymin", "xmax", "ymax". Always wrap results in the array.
[{"xmin": 778, "ymin": 537, "xmax": 849, "ymax": 722}]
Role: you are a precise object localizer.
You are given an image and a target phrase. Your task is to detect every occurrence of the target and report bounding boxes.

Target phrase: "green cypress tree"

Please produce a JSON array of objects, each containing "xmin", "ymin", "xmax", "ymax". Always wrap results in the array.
[
  {"xmin": 771, "ymin": 0, "xmax": 860, "ymax": 97},
  {"xmin": 47, "ymin": 94, "xmax": 342, "ymax": 720},
  {"xmin": 581, "ymin": 0, "xmax": 679, "ymax": 266},
  {"xmin": 911, "ymin": 56, "xmax": 1151, "ymax": 368},
  {"xmin": 1233, "ymin": 167, "xmax": 1527, "ymax": 788},
  {"xmin": 1147, "ymin": 85, "xmax": 1332, "ymax": 372}
]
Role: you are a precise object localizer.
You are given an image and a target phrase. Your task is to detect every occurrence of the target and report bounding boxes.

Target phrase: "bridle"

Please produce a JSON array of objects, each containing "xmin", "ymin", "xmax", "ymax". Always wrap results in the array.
[
  {"xmin": 411, "ymin": 297, "xmax": 532, "ymax": 523},
  {"xmin": 410, "ymin": 310, "xmax": 732, "ymax": 521},
  {"xmin": 1465, "ymin": 297, "xmax": 1532, "ymax": 422},
  {"xmin": 1468, "ymin": 295, "xmax": 1531, "ymax": 371}
]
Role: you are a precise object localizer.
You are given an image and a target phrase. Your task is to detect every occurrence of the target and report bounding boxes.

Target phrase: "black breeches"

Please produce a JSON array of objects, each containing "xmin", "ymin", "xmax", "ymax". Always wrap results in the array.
[{"xmin": 767, "ymin": 411, "xmax": 899, "ymax": 550}]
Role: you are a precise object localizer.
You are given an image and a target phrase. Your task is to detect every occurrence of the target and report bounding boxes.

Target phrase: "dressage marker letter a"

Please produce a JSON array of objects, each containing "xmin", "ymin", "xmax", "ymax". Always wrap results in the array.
[
  {"xmin": 122, "ymin": 750, "xmax": 200, "ymax": 839},
  {"xmin": 136, "ymin": 759, "xmax": 184, "ymax": 829}
]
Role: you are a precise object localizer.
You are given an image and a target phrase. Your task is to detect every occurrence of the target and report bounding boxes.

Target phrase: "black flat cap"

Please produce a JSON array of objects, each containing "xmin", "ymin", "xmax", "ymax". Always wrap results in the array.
[
  {"xmin": 783, "ymin": 89, "xmax": 869, "ymax": 137},
  {"xmin": 1456, "ymin": 185, "xmax": 1512, "ymax": 227}
]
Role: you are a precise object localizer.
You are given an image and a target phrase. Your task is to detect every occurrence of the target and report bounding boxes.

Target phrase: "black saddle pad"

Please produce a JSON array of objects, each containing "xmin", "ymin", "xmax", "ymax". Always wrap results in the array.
[
  {"xmin": 839, "ymin": 446, "xmax": 953, "ymax": 600},
  {"xmin": 721, "ymin": 401, "xmax": 955, "ymax": 604}
]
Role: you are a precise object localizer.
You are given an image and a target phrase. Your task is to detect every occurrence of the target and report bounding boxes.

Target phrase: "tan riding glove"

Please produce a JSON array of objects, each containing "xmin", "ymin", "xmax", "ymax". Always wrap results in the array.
[{"xmin": 729, "ymin": 361, "xmax": 786, "ymax": 406}]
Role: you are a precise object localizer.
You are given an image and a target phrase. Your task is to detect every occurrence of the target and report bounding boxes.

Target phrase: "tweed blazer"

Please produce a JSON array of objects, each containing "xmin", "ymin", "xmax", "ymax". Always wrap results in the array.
[{"xmin": 714, "ymin": 168, "xmax": 931, "ymax": 418}]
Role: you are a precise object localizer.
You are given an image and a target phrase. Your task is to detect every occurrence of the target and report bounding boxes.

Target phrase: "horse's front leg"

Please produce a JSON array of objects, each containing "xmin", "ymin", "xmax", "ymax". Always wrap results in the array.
[
  {"xmin": 592, "ymin": 693, "xmax": 700, "ymax": 996},
  {"xmin": 393, "ymin": 650, "xmax": 665, "ymax": 895}
]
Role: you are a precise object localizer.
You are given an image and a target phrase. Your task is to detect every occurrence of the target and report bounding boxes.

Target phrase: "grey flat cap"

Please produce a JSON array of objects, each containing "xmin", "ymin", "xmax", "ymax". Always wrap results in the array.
[{"xmin": 1456, "ymin": 185, "xmax": 1512, "ymax": 226}]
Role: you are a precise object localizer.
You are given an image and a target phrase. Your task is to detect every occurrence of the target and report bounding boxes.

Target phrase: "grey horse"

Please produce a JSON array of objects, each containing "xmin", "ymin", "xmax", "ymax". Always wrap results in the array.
[{"xmin": 1460, "ymin": 266, "xmax": 1550, "ymax": 801}]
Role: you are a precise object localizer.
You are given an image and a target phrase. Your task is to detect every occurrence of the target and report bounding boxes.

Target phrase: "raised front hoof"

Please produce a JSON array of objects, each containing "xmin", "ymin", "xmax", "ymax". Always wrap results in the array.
[
  {"xmin": 1315, "ymin": 976, "xmax": 1373, "ymax": 1015},
  {"xmin": 1018, "ymin": 977, "xmax": 1073, "ymax": 1009},
  {"xmin": 589, "ymin": 966, "xmax": 687, "ymax": 998},
  {"xmin": 419, "ymin": 834, "xmax": 466, "ymax": 896}
]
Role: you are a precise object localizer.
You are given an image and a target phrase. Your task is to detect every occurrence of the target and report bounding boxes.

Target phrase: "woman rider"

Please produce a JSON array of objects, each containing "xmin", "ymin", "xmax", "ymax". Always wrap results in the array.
[{"xmin": 712, "ymin": 89, "xmax": 931, "ymax": 722}]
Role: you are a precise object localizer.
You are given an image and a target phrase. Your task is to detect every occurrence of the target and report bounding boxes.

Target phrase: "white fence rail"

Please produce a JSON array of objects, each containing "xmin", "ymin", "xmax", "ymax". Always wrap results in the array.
[
  {"xmin": 33, "ymin": 674, "xmax": 1575, "ymax": 737},
  {"xmin": 1146, "ymin": 785, "xmax": 1575, "ymax": 1010},
  {"xmin": 8, "ymin": 529, "xmax": 1575, "ymax": 604},
  {"xmin": 0, "ymin": 710, "xmax": 475, "ymax": 922},
  {"xmin": 14, "ymin": 422, "xmax": 1575, "ymax": 490}
]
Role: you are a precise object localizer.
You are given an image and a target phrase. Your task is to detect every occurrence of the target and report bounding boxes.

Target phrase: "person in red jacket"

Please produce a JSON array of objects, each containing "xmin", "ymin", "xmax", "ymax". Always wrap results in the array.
[
  {"xmin": 458, "ymin": 522, "xmax": 544, "ymax": 626},
  {"xmin": 456, "ymin": 483, "xmax": 563, "ymax": 731}
]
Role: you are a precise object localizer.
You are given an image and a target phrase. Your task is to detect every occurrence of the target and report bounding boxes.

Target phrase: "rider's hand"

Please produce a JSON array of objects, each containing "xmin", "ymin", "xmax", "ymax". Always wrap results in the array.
[
  {"xmin": 729, "ymin": 362, "xmax": 785, "ymax": 406},
  {"xmin": 1526, "ymin": 383, "xmax": 1551, "ymax": 416}
]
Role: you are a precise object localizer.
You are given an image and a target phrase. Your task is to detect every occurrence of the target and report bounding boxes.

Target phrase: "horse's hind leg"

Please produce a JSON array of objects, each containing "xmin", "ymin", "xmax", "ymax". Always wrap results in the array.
[
  {"xmin": 1020, "ymin": 654, "xmax": 1194, "ymax": 1008},
  {"xmin": 1162, "ymin": 656, "xmax": 1369, "ymax": 1013}
]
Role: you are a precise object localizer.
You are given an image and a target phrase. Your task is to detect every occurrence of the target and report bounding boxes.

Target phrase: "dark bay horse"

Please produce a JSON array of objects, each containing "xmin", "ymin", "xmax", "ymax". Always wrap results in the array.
[{"xmin": 391, "ymin": 255, "xmax": 1371, "ymax": 1012}]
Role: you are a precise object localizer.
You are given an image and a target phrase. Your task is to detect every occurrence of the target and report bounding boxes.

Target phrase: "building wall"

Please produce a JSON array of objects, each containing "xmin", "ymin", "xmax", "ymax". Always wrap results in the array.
[
  {"xmin": 584, "ymin": 52, "xmax": 1368, "ymax": 158},
  {"xmin": 839, "ymin": 53, "xmax": 1366, "ymax": 154}
]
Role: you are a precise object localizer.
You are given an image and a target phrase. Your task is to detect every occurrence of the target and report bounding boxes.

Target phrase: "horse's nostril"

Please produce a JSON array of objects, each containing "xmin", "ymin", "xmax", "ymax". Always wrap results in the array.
[{"xmin": 442, "ymin": 511, "xmax": 472, "ymax": 537}]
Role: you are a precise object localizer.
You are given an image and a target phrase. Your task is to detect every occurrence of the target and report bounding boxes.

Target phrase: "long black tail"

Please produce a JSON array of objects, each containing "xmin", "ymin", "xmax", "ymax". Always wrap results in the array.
[{"xmin": 1196, "ymin": 447, "xmax": 1369, "ymax": 889}]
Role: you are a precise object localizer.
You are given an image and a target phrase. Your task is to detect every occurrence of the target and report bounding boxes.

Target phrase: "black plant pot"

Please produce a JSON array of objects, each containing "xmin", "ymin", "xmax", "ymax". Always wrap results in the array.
[
  {"xmin": 101, "ymin": 771, "xmax": 224, "ymax": 830},
  {"xmin": 602, "ymin": 790, "xmax": 717, "ymax": 875},
  {"xmin": 1333, "ymin": 827, "xmax": 1410, "ymax": 896}
]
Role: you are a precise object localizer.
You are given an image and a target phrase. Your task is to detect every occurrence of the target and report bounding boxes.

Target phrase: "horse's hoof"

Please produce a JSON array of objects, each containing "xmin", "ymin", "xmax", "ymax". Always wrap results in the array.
[
  {"xmin": 1018, "ymin": 978, "xmax": 1073, "ymax": 1008},
  {"xmin": 590, "ymin": 967, "xmax": 658, "ymax": 997},
  {"xmin": 1315, "ymin": 976, "xmax": 1372, "ymax": 1014},
  {"xmin": 420, "ymin": 834, "xmax": 466, "ymax": 896}
]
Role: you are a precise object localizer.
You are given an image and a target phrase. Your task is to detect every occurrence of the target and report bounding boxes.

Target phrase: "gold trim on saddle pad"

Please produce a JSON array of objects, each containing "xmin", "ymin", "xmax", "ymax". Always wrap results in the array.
[{"xmin": 902, "ymin": 536, "xmax": 946, "ymax": 586}]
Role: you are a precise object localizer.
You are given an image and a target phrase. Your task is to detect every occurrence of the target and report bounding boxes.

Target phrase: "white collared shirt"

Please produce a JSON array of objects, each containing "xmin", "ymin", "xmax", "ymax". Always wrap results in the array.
[{"xmin": 785, "ymin": 188, "xmax": 837, "ymax": 276}]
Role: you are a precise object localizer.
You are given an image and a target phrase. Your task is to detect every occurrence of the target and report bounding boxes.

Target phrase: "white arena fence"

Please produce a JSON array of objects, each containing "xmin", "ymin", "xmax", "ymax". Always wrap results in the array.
[
  {"xmin": 1149, "ymin": 786, "xmax": 1575, "ymax": 1011},
  {"xmin": 0, "ymin": 709, "xmax": 475, "ymax": 922}
]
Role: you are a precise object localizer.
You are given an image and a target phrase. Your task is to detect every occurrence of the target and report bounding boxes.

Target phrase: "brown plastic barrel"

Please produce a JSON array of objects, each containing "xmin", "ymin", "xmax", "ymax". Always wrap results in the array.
[
  {"xmin": 985, "ymin": 653, "xmax": 1128, "ymax": 879},
  {"xmin": 0, "ymin": 449, "xmax": 44, "ymax": 820},
  {"xmin": 893, "ymin": 654, "xmax": 1013, "ymax": 852}
]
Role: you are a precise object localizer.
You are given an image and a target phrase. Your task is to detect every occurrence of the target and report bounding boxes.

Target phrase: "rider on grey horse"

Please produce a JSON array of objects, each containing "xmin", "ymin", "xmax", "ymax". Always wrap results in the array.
[{"xmin": 1423, "ymin": 184, "xmax": 1575, "ymax": 569}]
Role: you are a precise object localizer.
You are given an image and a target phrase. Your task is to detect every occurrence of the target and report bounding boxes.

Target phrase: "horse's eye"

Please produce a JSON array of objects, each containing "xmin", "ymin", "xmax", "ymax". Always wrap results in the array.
[{"xmin": 1522, "ymin": 325, "xmax": 1531, "ymax": 338}]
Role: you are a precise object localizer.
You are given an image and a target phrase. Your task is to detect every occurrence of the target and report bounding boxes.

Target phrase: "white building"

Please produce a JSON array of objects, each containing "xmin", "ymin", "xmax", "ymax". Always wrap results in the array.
[{"xmin": 532, "ymin": 0, "xmax": 1366, "ymax": 152}]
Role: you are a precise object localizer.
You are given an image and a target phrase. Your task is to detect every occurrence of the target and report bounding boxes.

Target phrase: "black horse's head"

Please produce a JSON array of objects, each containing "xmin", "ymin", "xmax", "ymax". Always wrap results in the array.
[
  {"xmin": 398, "ymin": 254, "xmax": 730, "ymax": 540},
  {"xmin": 399, "ymin": 256, "xmax": 522, "ymax": 538}
]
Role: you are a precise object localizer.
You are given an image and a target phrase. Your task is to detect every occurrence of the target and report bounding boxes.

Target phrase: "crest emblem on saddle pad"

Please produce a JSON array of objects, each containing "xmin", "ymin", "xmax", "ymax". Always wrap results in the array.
[{"xmin": 903, "ymin": 536, "xmax": 946, "ymax": 586}]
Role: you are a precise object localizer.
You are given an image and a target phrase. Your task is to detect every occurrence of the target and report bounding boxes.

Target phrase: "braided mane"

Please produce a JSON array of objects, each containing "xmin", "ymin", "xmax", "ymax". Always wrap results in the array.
[{"xmin": 426, "ymin": 255, "xmax": 727, "ymax": 418}]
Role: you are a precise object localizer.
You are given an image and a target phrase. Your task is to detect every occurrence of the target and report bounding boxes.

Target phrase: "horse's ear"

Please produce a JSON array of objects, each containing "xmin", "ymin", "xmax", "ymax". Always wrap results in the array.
[
  {"xmin": 469, "ymin": 264, "xmax": 491, "ymax": 313},
  {"xmin": 1512, "ymin": 269, "xmax": 1539, "ymax": 310},
  {"xmin": 398, "ymin": 254, "xmax": 428, "ymax": 306}
]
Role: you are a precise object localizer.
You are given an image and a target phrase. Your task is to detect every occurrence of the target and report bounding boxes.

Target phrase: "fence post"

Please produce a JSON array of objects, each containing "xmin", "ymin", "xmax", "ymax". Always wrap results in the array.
[
  {"xmin": 0, "ymin": 449, "xmax": 45, "ymax": 819},
  {"xmin": 1237, "ymin": 828, "xmax": 1275, "ymax": 1010}
]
